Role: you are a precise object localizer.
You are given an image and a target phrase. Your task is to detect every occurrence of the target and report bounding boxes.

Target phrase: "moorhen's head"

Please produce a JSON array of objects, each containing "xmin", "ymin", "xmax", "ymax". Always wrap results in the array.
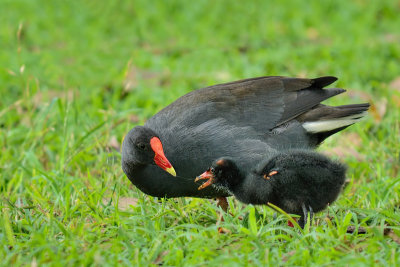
[
  {"xmin": 121, "ymin": 126, "xmax": 176, "ymax": 176},
  {"xmin": 195, "ymin": 158, "xmax": 242, "ymax": 191}
]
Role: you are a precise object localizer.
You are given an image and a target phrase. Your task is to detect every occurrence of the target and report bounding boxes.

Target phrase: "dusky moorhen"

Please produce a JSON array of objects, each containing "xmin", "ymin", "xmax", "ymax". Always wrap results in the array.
[
  {"xmin": 195, "ymin": 150, "xmax": 346, "ymax": 227},
  {"xmin": 121, "ymin": 76, "xmax": 366, "ymax": 198}
]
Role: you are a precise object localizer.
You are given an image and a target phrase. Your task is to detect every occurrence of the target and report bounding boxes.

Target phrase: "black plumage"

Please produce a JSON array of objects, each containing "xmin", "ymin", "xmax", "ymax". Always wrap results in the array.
[
  {"xmin": 121, "ymin": 76, "xmax": 366, "ymax": 198},
  {"xmin": 195, "ymin": 150, "xmax": 347, "ymax": 227}
]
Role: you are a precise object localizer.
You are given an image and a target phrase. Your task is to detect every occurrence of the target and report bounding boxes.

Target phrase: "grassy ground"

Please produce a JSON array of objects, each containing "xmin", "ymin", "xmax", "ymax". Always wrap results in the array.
[{"xmin": 1, "ymin": 0, "xmax": 400, "ymax": 265}]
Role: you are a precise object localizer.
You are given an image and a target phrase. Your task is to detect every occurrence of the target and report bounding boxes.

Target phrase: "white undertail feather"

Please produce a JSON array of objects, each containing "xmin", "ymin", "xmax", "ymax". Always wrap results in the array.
[{"xmin": 302, "ymin": 111, "xmax": 368, "ymax": 133}]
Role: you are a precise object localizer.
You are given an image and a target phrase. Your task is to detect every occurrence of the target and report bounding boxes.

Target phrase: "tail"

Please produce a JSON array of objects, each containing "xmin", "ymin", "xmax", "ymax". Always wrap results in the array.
[{"xmin": 299, "ymin": 103, "xmax": 370, "ymax": 143}]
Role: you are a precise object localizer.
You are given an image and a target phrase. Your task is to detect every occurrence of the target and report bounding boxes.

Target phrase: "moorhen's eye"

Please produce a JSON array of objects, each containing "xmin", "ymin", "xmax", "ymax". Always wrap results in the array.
[
  {"xmin": 210, "ymin": 167, "xmax": 215, "ymax": 174},
  {"xmin": 137, "ymin": 142, "xmax": 146, "ymax": 150}
]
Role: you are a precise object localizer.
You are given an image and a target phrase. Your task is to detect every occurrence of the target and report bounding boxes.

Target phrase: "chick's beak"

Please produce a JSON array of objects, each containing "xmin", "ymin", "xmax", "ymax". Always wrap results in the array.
[{"xmin": 195, "ymin": 170, "xmax": 215, "ymax": 190}]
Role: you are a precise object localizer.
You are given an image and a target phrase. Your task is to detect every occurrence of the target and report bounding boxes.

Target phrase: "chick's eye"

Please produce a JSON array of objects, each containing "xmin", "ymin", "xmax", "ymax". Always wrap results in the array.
[
  {"xmin": 137, "ymin": 143, "xmax": 146, "ymax": 150},
  {"xmin": 210, "ymin": 167, "xmax": 215, "ymax": 174}
]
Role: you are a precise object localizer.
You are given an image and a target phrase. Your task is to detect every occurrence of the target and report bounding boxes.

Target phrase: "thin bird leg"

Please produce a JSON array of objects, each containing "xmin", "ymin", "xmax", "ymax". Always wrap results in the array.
[
  {"xmin": 308, "ymin": 205, "xmax": 314, "ymax": 222},
  {"xmin": 216, "ymin": 197, "xmax": 230, "ymax": 234},
  {"xmin": 302, "ymin": 203, "xmax": 308, "ymax": 220},
  {"xmin": 298, "ymin": 203, "xmax": 308, "ymax": 228},
  {"xmin": 299, "ymin": 203, "xmax": 313, "ymax": 228},
  {"xmin": 216, "ymin": 197, "xmax": 229, "ymax": 212}
]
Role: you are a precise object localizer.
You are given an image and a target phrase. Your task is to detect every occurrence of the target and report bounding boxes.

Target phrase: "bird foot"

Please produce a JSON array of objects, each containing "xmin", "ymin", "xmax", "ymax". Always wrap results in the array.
[
  {"xmin": 216, "ymin": 208, "xmax": 231, "ymax": 234},
  {"xmin": 217, "ymin": 227, "xmax": 231, "ymax": 234}
]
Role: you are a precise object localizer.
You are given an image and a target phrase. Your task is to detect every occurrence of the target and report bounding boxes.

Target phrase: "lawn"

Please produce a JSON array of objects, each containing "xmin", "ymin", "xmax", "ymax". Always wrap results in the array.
[{"xmin": 1, "ymin": 0, "xmax": 400, "ymax": 265}]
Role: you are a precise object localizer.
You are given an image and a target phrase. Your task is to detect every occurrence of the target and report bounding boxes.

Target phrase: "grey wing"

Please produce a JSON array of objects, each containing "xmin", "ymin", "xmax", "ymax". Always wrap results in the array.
[{"xmin": 146, "ymin": 76, "xmax": 344, "ymax": 133}]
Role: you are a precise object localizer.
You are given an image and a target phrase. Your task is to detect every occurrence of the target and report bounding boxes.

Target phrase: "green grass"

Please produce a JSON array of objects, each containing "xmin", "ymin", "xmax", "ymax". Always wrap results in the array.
[{"xmin": 1, "ymin": 0, "xmax": 400, "ymax": 265}]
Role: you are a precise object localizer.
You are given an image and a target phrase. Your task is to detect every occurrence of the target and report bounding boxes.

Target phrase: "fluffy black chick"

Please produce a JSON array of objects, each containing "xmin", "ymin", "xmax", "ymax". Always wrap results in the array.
[{"xmin": 195, "ymin": 150, "xmax": 347, "ymax": 227}]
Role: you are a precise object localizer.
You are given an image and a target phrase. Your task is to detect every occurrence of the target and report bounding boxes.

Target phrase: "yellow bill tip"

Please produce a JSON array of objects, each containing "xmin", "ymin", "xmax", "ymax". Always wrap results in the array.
[{"xmin": 165, "ymin": 167, "xmax": 176, "ymax": 177}]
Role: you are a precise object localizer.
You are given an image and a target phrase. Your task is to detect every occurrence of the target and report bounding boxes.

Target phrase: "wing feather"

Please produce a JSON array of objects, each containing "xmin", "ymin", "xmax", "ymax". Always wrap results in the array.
[{"xmin": 146, "ymin": 76, "xmax": 342, "ymax": 133}]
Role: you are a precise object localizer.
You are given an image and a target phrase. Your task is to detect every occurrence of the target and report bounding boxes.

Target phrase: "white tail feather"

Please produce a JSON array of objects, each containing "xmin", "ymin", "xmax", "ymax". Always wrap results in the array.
[{"xmin": 302, "ymin": 111, "xmax": 367, "ymax": 133}]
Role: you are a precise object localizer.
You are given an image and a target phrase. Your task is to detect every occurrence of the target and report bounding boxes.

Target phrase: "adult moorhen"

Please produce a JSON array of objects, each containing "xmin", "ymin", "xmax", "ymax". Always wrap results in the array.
[
  {"xmin": 121, "ymin": 76, "xmax": 367, "ymax": 198},
  {"xmin": 195, "ymin": 150, "xmax": 347, "ymax": 227}
]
